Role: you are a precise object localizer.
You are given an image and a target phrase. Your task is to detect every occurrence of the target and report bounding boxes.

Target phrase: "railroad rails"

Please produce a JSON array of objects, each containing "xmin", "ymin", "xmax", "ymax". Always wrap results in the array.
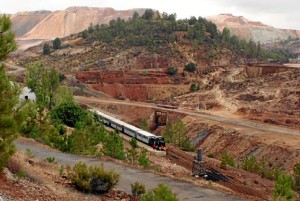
[{"xmin": 166, "ymin": 146, "xmax": 268, "ymax": 200}]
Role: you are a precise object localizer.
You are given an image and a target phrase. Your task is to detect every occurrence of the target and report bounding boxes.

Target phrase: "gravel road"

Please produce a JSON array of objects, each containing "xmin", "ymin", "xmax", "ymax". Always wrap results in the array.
[{"xmin": 15, "ymin": 141, "xmax": 246, "ymax": 201}]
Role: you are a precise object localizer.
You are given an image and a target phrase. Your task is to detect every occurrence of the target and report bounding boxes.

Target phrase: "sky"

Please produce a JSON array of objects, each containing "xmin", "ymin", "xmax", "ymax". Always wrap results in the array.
[{"xmin": 1, "ymin": 0, "xmax": 299, "ymax": 30}]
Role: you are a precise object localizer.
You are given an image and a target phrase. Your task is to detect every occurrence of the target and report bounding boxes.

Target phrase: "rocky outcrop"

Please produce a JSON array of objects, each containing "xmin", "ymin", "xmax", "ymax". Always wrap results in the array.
[{"xmin": 207, "ymin": 14, "xmax": 300, "ymax": 44}]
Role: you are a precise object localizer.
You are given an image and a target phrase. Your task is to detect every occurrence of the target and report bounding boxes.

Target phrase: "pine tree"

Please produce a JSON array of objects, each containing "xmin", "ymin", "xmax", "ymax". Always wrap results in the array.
[
  {"xmin": 53, "ymin": 37, "xmax": 61, "ymax": 49},
  {"xmin": 43, "ymin": 43, "xmax": 50, "ymax": 55},
  {"xmin": 0, "ymin": 15, "xmax": 19, "ymax": 171}
]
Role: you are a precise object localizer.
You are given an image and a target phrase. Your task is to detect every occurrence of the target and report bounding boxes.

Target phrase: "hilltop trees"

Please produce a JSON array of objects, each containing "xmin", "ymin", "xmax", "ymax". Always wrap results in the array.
[{"xmin": 79, "ymin": 11, "xmax": 290, "ymax": 63}]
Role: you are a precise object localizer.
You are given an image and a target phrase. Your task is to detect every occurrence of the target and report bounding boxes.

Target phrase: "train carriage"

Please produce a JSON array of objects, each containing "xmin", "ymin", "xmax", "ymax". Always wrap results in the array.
[{"xmin": 90, "ymin": 108, "xmax": 165, "ymax": 150}]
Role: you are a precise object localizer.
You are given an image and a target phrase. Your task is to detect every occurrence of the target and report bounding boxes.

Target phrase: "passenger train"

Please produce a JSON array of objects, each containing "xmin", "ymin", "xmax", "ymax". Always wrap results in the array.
[{"xmin": 91, "ymin": 109, "xmax": 165, "ymax": 150}]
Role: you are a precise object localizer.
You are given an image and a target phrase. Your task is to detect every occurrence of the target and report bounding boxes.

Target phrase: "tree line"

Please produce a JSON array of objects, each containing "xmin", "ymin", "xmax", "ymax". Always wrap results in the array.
[{"xmin": 80, "ymin": 9, "xmax": 291, "ymax": 63}]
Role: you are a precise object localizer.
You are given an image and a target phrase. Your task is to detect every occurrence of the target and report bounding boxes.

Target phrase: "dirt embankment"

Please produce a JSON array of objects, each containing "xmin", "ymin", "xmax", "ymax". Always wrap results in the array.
[{"xmin": 86, "ymin": 101, "xmax": 300, "ymax": 173}]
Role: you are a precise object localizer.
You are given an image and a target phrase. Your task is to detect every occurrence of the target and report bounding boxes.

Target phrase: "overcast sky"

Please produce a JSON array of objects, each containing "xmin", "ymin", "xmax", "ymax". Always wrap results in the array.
[{"xmin": 1, "ymin": 0, "xmax": 299, "ymax": 30}]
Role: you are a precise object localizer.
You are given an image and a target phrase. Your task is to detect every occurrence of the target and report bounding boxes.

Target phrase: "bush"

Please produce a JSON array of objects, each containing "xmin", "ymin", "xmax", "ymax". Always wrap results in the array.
[
  {"xmin": 67, "ymin": 116, "xmax": 106, "ymax": 155},
  {"xmin": 167, "ymin": 67, "xmax": 178, "ymax": 75},
  {"xmin": 68, "ymin": 162, "xmax": 120, "ymax": 193},
  {"xmin": 131, "ymin": 181, "xmax": 146, "ymax": 197},
  {"xmin": 53, "ymin": 37, "xmax": 61, "ymax": 49},
  {"xmin": 50, "ymin": 102, "xmax": 88, "ymax": 127},
  {"xmin": 44, "ymin": 157, "xmax": 57, "ymax": 164},
  {"xmin": 273, "ymin": 174, "xmax": 293, "ymax": 201},
  {"xmin": 189, "ymin": 83, "xmax": 199, "ymax": 92},
  {"xmin": 207, "ymin": 153, "xmax": 215, "ymax": 158},
  {"xmin": 43, "ymin": 43, "xmax": 50, "ymax": 55},
  {"xmin": 130, "ymin": 138, "xmax": 138, "ymax": 149},
  {"xmin": 138, "ymin": 149, "xmax": 150, "ymax": 167},
  {"xmin": 293, "ymin": 163, "xmax": 300, "ymax": 191},
  {"xmin": 184, "ymin": 62, "xmax": 197, "ymax": 73},
  {"xmin": 103, "ymin": 131, "xmax": 125, "ymax": 160},
  {"xmin": 141, "ymin": 184, "xmax": 178, "ymax": 201},
  {"xmin": 220, "ymin": 151, "xmax": 235, "ymax": 169}
]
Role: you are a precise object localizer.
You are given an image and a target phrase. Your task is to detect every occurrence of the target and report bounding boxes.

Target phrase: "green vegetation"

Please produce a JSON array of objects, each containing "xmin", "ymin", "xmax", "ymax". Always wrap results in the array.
[
  {"xmin": 273, "ymin": 174, "xmax": 293, "ymax": 201},
  {"xmin": 131, "ymin": 181, "xmax": 146, "ymax": 198},
  {"xmin": 53, "ymin": 37, "xmax": 61, "ymax": 49},
  {"xmin": 293, "ymin": 163, "xmax": 300, "ymax": 191},
  {"xmin": 163, "ymin": 120, "xmax": 194, "ymax": 151},
  {"xmin": 79, "ymin": 11, "xmax": 290, "ymax": 63},
  {"xmin": 141, "ymin": 184, "xmax": 178, "ymax": 201},
  {"xmin": 130, "ymin": 137, "xmax": 138, "ymax": 149},
  {"xmin": 207, "ymin": 153, "xmax": 215, "ymax": 158},
  {"xmin": 220, "ymin": 151, "xmax": 235, "ymax": 169},
  {"xmin": 43, "ymin": 43, "xmax": 50, "ymax": 55},
  {"xmin": 140, "ymin": 119, "xmax": 150, "ymax": 131},
  {"xmin": 240, "ymin": 156, "xmax": 283, "ymax": 181},
  {"xmin": 67, "ymin": 162, "xmax": 119, "ymax": 193},
  {"xmin": 189, "ymin": 83, "xmax": 199, "ymax": 92},
  {"xmin": 167, "ymin": 66, "xmax": 178, "ymax": 75},
  {"xmin": 138, "ymin": 149, "xmax": 150, "ymax": 167},
  {"xmin": 44, "ymin": 157, "xmax": 57, "ymax": 164},
  {"xmin": 184, "ymin": 62, "xmax": 197, "ymax": 73},
  {"xmin": 103, "ymin": 131, "xmax": 125, "ymax": 160},
  {"xmin": 50, "ymin": 102, "xmax": 87, "ymax": 127},
  {"xmin": 25, "ymin": 62, "xmax": 60, "ymax": 110},
  {"xmin": 0, "ymin": 15, "xmax": 25, "ymax": 172}
]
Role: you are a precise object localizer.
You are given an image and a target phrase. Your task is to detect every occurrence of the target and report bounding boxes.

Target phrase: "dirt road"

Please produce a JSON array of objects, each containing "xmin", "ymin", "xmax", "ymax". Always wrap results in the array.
[
  {"xmin": 75, "ymin": 96, "xmax": 300, "ymax": 136},
  {"xmin": 15, "ymin": 140, "xmax": 245, "ymax": 201}
]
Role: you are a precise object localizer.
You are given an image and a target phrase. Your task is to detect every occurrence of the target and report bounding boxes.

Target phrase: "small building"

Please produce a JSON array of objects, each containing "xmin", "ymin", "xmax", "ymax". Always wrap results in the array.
[{"xmin": 19, "ymin": 87, "xmax": 36, "ymax": 102}]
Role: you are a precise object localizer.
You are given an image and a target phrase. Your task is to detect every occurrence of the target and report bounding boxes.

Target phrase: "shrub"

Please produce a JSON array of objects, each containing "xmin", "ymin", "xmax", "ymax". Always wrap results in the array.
[
  {"xmin": 273, "ymin": 174, "xmax": 293, "ymax": 201},
  {"xmin": 184, "ymin": 62, "xmax": 197, "ymax": 73},
  {"xmin": 293, "ymin": 163, "xmax": 300, "ymax": 191},
  {"xmin": 207, "ymin": 153, "xmax": 215, "ymax": 158},
  {"xmin": 167, "ymin": 67, "xmax": 178, "ymax": 75},
  {"xmin": 25, "ymin": 149, "xmax": 35, "ymax": 158},
  {"xmin": 189, "ymin": 83, "xmax": 199, "ymax": 92},
  {"xmin": 43, "ymin": 43, "xmax": 50, "ymax": 55},
  {"xmin": 44, "ymin": 157, "xmax": 57, "ymax": 164},
  {"xmin": 131, "ymin": 181, "xmax": 146, "ymax": 197},
  {"xmin": 50, "ymin": 102, "xmax": 88, "ymax": 127},
  {"xmin": 141, "ymin": 184, "xmax": 178, "ymax": 201},
  {"xmin": 138, "ymin": 149, "xmax": 150, "ymax": 167},
  {"xmin": 220, "ymin": 151, "xmax": 235, "ymax": 168},
  {"xmin": 142, "ymin": 70, "xmax": 148, "ymax": 76},
  {"xmin": 53, "ymin": 37, "xmax": 61, "ymax": 49},
  {"xmin": 130, "ymin": 138, "xmax": 138, "ymax": 149},
  {"xmin": 103, "ymin": 131, "xmax": 125, "ymax": 160},
  {"xmin": 68, "ymin": 162, "xmax": 120, "ymax": 193}
]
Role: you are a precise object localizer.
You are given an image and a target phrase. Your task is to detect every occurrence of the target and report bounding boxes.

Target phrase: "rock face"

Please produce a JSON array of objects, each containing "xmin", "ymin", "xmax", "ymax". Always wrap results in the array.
[
  {"xmin": 11, "ymin": 7, "xmax": 146, "ymax": 40},
  {"xmin": 207, "ymin": 14, "xmax": 300, "ymax": 44}
]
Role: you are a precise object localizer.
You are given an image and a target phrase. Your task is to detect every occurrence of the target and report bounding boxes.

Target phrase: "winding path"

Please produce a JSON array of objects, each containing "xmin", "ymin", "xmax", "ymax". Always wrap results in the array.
[{"xmin": 15, "ymin": 140, "xmax": 245, "ymax": 201}]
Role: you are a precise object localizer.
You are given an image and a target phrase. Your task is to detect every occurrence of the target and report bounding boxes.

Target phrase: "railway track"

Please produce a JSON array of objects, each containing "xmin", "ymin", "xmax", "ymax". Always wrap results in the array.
[{"xmin": 166, "ymin": 147, "xmax": 269, "ymax": 200}]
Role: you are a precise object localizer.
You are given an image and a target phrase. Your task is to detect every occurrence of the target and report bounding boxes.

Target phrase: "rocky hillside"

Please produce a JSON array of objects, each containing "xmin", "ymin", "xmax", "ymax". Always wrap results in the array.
[
  {"xmin": 11, "ymin": 7, "xmax": 146, "ymax": 49},
  {"xmin": 12, "ymin": 7, "xmax": 147, "ymax": 40},
  {"xmin": 207, "ymin": 14, "xmax": 300, "ymax": 44}
]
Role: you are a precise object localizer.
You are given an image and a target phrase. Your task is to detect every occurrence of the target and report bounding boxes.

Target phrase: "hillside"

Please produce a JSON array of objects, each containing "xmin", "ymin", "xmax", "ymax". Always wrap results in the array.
[
  {"xmin": 207, "ymin": 14, "xmax": 300, "ymax": 44},
  {"xmin": 11, "ymin": 7, "xmax": 147, "ymax": 49},
  {"xmin": 13, "ymin": 13, "xmax": 299, "ymax": 130}
]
